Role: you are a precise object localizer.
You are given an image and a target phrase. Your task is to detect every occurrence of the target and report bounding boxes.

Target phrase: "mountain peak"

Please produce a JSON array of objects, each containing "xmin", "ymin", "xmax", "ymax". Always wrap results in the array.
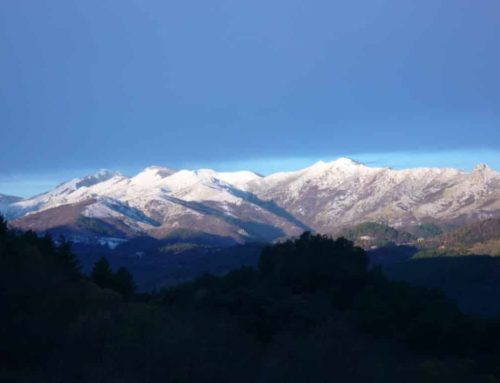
[
  {"xmin": 75, "ymin": 169, "xmax": 123, "ymax": 188},
  {"xmin": 144, "ymin": 165, "xmax": 176, "ymax": 172},
  {"xmin": 131, "ymin": 166, "xmax": 176, "ymax": 187},
  {"xmin": 6, "ymin": 159, "xmax": 500, "ymax": 243},
  {"xmin": 330, "ymin": 157, "xmax": 363, "ymax": 167},
  {"xmin": 94, "ymin": 169, "xmax": 119, "ymax": 177},
  {"xmin": 83, "ymin": 169, "xmax": 122, "ymax": 180},
  {"xmin": 139, "ymin": 166, "xmax": 176, "ymax": 177},
  {"xmin": 305, "ymin": 158, "xmax": 366, "ymax": 175},
  {"xmin": 473, "ymin": 163, "xmax": 492, "ymax": 173},
  {"xmin": 471, "ymin": 163, "xmax": 498, "ymax": 182}
]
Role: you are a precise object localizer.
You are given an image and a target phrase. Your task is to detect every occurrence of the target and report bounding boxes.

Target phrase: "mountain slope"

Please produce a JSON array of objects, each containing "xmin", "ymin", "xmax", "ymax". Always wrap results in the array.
[
  {"xmin": 339, "ymin": 222, "xmax": 416, "ymax": 248},
  {"xmin": 4, "ymin": 158, "xmax": 500, "ymax": 244},
  {"xmin": 247, "ymin": 158, "xmax": 500, "ymax": 231},
  {"xmin": 7, "ymin": 167, "xmax": 308, "ymax": 243},
  {"xmin": 418, "ymin": 217, "xmax": 500, "ymax": 256}
]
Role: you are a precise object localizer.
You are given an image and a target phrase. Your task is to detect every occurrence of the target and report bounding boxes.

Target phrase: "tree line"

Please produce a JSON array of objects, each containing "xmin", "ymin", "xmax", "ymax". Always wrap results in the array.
[{"xmin": 2, "ymin": 215, "xmax": 500, "ymax": 382}]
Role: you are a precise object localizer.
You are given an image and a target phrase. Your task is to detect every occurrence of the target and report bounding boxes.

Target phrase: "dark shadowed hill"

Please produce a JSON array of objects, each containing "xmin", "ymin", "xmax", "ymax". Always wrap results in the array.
[{"xmin": 4, "ymin": 220, "xmax": 500, "ymax": 382}]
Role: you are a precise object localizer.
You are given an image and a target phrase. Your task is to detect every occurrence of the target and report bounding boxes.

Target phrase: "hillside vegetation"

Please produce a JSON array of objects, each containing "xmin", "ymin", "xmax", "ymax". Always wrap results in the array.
[
  {"xmin": 419, "ymin": 218, "xmax": 500, "ymax": 256},
  {"xmin": 385, "ymin": 256, "xmax": 500, "ymax": 316},
  {"xmin": 339, "ymin": 221, "xmax": 416, "ymax": 247},
  {"xmin": 4, "ymin": 214, "xmax": 500, "ymax": 381},
  {"xmin": 338, "ymin": 219, "xmax": 500, "ymax": 257}
]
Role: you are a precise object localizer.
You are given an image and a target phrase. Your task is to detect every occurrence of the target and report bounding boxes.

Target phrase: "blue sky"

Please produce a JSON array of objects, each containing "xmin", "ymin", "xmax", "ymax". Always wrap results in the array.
[{"xmin": 1, "ymin": 1, "xmax": 499, "ymax": 197}]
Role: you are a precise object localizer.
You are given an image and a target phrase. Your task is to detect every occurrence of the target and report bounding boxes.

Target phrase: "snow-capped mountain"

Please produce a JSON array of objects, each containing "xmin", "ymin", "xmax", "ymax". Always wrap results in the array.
[
  {"xmin": 3, "ymin": 158, "xmax": 499, "ymax": 243},
  {"xmin": 5, "ymin": 166, "xmax": 307, "ymax": 243},
  {"xmin": 246, "ymin": 158, "xmax": 500, "ymax": 232}
]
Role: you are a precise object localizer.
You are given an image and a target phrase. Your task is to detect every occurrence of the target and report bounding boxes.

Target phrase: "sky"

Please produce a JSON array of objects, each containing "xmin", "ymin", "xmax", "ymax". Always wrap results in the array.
[{"xmin": 0, "ymin": 0, "xmax": 499, "ymax": 197}]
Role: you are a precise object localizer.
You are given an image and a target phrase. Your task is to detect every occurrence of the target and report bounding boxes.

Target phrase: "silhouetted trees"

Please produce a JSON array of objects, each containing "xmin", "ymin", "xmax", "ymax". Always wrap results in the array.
[
  {"xmin": 91, "ymin": 256, "xmax": 136, "ymax": 300},
  {"xmin": 91, "ymin": 256, "xmax": 115, "ymax": 289},
  {"xmin": 114, "ymin": 266, "xmax": 136, "ymax": 300},
  {"xmin": 0, "ymin": 215, "xmax": 7, "ymax": 236},
  {"xmin": 259, "ymin": 232, "xmax": 368, "ymax": 307},
  {"xmin": 57, "ymin": 235, "xmax": 82, "ymax": 276},
  {"xmin": 3, "ymin": 214, "xmax": 500, "ymax": 382},
  {"xmin": 163, "ymin": 232, "xmax": 500, "ymax": 378}
]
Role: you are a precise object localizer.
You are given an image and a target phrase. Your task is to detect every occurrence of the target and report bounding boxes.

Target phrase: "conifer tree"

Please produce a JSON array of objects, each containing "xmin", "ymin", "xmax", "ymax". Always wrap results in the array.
[
  {"xmin": 0, "ymin": 214, "xmax": 7, "ymax": 237},
  {"xmin": 91, "ymin": 256, "xmax": 114, "ymax": 289},
  {"xmin": 114, "ymin": 266, "xmax": 136, "ymax": 300},
  {"xmin": 57, "ymin": 236, "xmax": 81, "ymax": 276}
]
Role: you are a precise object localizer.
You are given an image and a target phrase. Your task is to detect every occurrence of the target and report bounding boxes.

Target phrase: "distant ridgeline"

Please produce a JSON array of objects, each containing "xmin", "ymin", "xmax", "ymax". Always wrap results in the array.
[
  {"xmin": 1, "ymin": 158, "xmax": 499, "ymax": 246},
  {"xmin": 4, "ymin": 220, "xmax": 500, "ymax": 382}
]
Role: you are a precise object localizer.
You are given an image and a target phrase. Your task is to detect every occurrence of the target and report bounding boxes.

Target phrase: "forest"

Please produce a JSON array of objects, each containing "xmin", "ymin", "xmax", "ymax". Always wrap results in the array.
[{"xmin": 2, "ymin": 215, "xmax": 500, "ymax": 382}]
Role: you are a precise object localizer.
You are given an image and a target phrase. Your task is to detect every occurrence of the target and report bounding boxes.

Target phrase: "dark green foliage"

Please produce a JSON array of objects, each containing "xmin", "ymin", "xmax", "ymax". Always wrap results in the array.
[
  {"xmin": 259, "ymin": 232, "xmax": 368, "ymax": 307},
  {"xmin": 385, "ymin": 256, "xmax": 500, "ymax": 317},
  {"xmin": 57, "ymin": 235, "xmax": 82, "ymax": 276},
  {"xmin": 0, "ymin": 216, "xmax": 258, "ymax": 382},
  {"xmin": 0, "ymin": 225, "xmax": 93, "ymax": 372},
  {"xmin": 439, "ymin": 218, "xmax": 500, "ymax": 246},
  {"xmin": 114, "ymin": 267, "xmax": 136, "ymax": 300},
  {"xmin": 413, "ymin": 247, "xmax": 458, "ymax": 258},
  {"xmin": 419, "ymin": 218, "xmax": 500, "ymax": 256},
  {"xmin": 409, "ymin": 223, "xmax": 443, "ymax": 238},
  {"xmin": 91, "ymin": 256, "xmax": 115, "ymax": 289},
  {"xmin": 3, "ymin": 214, "xmax": 500, "ymax": 382},
  {"xmin": 90, "ymin": 257, "xmax": 136, "ymax": 300},
  {"xmin": 158, "ymin": 242, "xmax": 208, "ymax": 253},
  {"xmin": 163, "ymin": 232, "xmax": 500, "ymax": 380},
  {"xmin": 354, "ymin": 280, "xmax": 471, "ymax": 354},
  {"xmin": 0, "ymin": 214, "xmax": 7, "ymax": 236},
  {"xmin": 341, "ymin": 221, "xmax": 415, "ymax": 247}
]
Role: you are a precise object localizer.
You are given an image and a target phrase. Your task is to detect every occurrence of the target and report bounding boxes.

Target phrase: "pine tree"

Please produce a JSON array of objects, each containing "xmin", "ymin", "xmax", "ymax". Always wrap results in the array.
[
  {"xmin": 91, "ymin": 256, "xmax": 114, "ymax": 289},
  {"xmin": 114, "ymin": 267, "xmax": 136, "ymax": 300},
  {"xmin": 0, "ymin": 214, "xmax": 7, "ymax": 237},
  {"xmin": 57, "ymin": 236, "xmax": 81, "ymax": 276}
]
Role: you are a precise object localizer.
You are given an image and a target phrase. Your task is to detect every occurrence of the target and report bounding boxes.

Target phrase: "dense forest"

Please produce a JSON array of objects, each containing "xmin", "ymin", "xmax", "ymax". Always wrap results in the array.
[
  {"xmin": 2, "ymin": 215, "xmax": 500, "ymax": 382},
  {"xmin": 334, "ymin": 219, "xmax": 500, "ymax": 257},
  {"xmin": 384, "ymin": 255, "xmax": 500, "ymax": 317},
  {"xmin": 419, "ymin": 218, "xmax": 500, "ymax": 256},
  {"xmin": 339, "ymin": 221, "xmax": 416, "ymax": 247}
]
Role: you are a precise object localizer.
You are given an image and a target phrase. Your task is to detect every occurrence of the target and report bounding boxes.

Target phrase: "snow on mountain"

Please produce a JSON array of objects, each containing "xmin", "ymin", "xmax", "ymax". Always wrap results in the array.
[
  {"xmin": 128, "ymin": 166, "xmax": 176, "ymax": 188},
  {"xmin": 5, "ymin": 159, "xmax": 500, "ymax": 242},
  {"xmin": 247, "ymin": 158, "xmax": 382, "ymax": 199},
  {"xmin": 245, "ymin": 158, "xmax": 499, "ymax": 231},
  {"xmin": 5, "ymin": 170, "xmax": 128, "ymax": 219},
  {"xmin": 216, "ymin": 171, "xmax": 262, "ymax": 189},
  {"xmin": 415, "ymin": 163, "xmax": 500, "ymax": 222},
  {"xmin": 7, "ymin": 166, "xmax": 306, "ymax": 242}
]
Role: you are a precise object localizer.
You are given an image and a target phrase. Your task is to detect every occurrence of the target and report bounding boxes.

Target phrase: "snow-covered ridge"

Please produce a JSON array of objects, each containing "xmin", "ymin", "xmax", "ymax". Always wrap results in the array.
[
  {"xmin": 2, "ymin": 165, "xmax": 264, "ymax": 219},
  {"xmin": 2, "ymin": 158, "xmax": 499, "ymax": 242}
]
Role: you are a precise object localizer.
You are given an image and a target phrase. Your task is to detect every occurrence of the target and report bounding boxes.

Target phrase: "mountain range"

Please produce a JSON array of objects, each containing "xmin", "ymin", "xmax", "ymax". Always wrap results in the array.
[{"xmin": 1, "ymin": 158, "xmax": 499, "ymax": 245}]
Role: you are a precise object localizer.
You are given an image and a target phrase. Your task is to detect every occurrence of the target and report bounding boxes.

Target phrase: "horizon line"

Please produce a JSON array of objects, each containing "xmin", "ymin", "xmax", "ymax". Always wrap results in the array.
[{"xmin": 1, "ymin": 149, "xmax": 500, "ymax": 198}]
